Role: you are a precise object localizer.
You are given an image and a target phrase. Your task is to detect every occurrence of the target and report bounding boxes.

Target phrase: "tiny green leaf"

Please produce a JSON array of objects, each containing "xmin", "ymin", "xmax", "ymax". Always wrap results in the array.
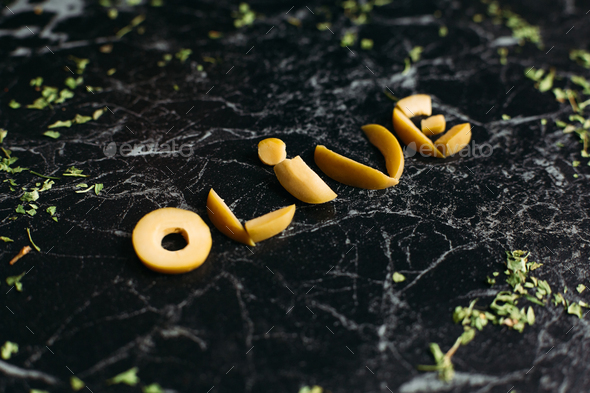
[
  {"xmin": 567, "ymin": 302, "xmax": 583, "ymax": 318},
  {"xmin": 392, "ymin": 272, "xmax": 406, "ymax": 283},
  {"xmin": 175, "ymin": 48, "xmax": 192, "ymax": 63},
  {"xmin": 409, "ymin": 46, "xmax": 423, "ymax": 63},
  {"xmin": 20, "ymin": 190, "xmax": 39, "ymax": 202},
  {"xmin": 73, "ymin": 114, "xmax": 92, "ymax": 124},
  {"xmin": 460, "ymin": 327, "xmax": 476, "ymax": 345},
  {"xmin": 107, "ymin": 367, "xmax": 139, "ymax": 386},
  {"xmin": 93, "ymin": 108, "xmax": 105, "ymax": 120},
  {"xmin": 9, "ymin": 100, "xmax": 21, "ymax": 109},
  {"xmin": 48, "ymin": 120, "xmax": 72, "ymax": 129},
  {"xmin": 0, "ymin": 236, "xmax": 14, "ymax": 242},
  {"xmin": 1, "ymin": 341, "xmax": 19, "ymax": 360},
  {"xmin": 70, "ymin": 376, "xmax": 85, "ymax": 391},
  {"xmin": 6, "ymin": 272, "xmax": 25, "ymax": 292},
  {"xmin": 94, "ymin": 183, "xmax": 104, "ymax": 195},
  {"xmin": 577, "ymin": 284, "xmax": 586, "ymax": 293},
  {"xmin": 30, "ymin": 77, "xmax": 43, "ymax": 87},
  {"xmin": 538, "ymin": 68, "xmax": 555, "ymax": 92},
  {"xmin": 360, "ymin": 38, "xmax": 373, "ymax": 50},
  {"xmin": 43, "ymin": 131, "xmax": 61, "ymax": 139},
  {"xmin": 26, "ymin": 228, "xmax": 41, "ymax": 252},
  {"xmin": 64, "ymin": 166, "xmax": 88, "ymax": 177},
  {"xmin": 54, "ymin": 89, "xmax": 74, "ymax": 104},
  {"xmin": 142, "ymin": 383, "xmax": 164, "ymax": 393}
]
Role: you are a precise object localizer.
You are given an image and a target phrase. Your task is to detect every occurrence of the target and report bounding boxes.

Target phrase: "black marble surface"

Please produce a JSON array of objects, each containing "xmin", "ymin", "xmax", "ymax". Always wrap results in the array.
[{"xmin": 1, "ymin": 0, "xmax": 590, "ymax": 392}]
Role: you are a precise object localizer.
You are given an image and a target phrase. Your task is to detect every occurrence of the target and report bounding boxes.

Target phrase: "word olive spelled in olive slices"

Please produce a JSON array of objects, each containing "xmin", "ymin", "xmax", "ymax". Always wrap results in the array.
[
  {"xmin": 392, "ymin": 94, "xmax": 472, "ymax": 158},
  {"xmin": 131, "ymin": 94, "xmax": 470, "ymax": 274}
]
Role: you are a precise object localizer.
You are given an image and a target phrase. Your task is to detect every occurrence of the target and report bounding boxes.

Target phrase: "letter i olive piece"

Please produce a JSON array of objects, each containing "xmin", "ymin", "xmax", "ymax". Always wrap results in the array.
[{"xmin": 273, "ymin": 156, "xmax": 337, "ymax": 204}]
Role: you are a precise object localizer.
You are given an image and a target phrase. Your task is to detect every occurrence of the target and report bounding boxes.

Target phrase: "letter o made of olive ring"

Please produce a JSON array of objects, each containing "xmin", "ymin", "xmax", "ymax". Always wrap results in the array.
[{"xmin": 132, "ymin": 207, "xmax": 212, "ymax": 274}]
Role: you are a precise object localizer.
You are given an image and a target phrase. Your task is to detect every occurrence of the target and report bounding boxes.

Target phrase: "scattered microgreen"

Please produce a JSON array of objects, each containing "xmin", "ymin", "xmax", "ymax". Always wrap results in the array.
[
  {"xmin": 418, "ymin": 250, "xmax": 588, "ymax": 382},
  {"xmin": 70, "ymin": 376, "xmax": 85, "ymax": 391},
  {"xmin": 417, "ymin": 341, "xmax": 458, "ymax": 382},
  {"xmin": 0, "ymin": 236, "xmax": 14, "ymax": 242},
  {"xmin": 409, "ymin": 46, "xmax": 423, "ymax": 63},
  {"xmin": 538, "ymin": 68, "xmax": 555, "ymax": 92},
  {"xmin": 142, "ymin": 383, "xmax": 164, "ymax": 393},
  {"xmin": 392, "ymin": 272, "xmax": 406, "ymax": 282},
  {"xmin": 74, "ymin": 114, "xmax": 92, "ymax": 124},
  {"xmin": 107, "ymin": 367, "xmax": 139, "ymax": 386},
  {"xmin": 65, "ymin": 76, "xmax": 83, "ymax": 89},
  {"xmin": 68, "ymin": 56, "xmax": 89, "ymax": 74},
  {"xmin": 116, "ymin": 14, "xmax": 145, "ymax": 38},
  {"xmin": 29, "ymin": 170, "xmax": 60, "ymax": 180},
  {"xmin": 30, "ymin": 77, "xmax": 43, "ymax": 87},
  {"xmin": 577, "ymin": 284, "xmax": 586, "ymax": 293},
  {"xmin": 175, "ymin": 48, "xmax": 192, "ymax": 63},
  {"xmin": 340, "ymin": 31, "xmax": 357, "ymax": 47},
  {"xmin": 570, "ymin": 49, "xmax": 590, "ymax": 69},
  {"xmin": 498, "ymin": 47, "xmax": 508, "ymax": 65},
  {"xmin": 55, "ymin": 89, "xmax": 74, "ymax": 104},
  {"xmin": 383, "ymin": 89, "xmax": 399, "ymax": 102},
  {"xmin": 46, "ymin": 206, "xmax": 57, "ymax": 220},
  {"xmin": 26, "ymin": 228, "xmax": 41, "ymax": 252},
  {"xmin": 20, "ymin": 190, "xmax": 39, "ymax": 203},
  {"xmin": 232, "ymin": 3, "xmax": 257, "ymax": 28},
  {"xmin": 0, "ymin": 129, "xmax": 7, "ymax": 143},
  {"xmin": 402, "ymin": 57, "xmax": 411, "ymax": 75},
  {"xmin": 64, "ymin": 166, "xmax": 88, "ymax": 177},
  {"xmin": 15, "ymin": 205, "xmax": 26, "ymax": 214},
  {"xmin": 0, "ymin": 155, "xmax": 28, "ymax": 174},
  {"xmin": 43, "ymin": 131, "xmax": 60, "ymax": 139},
  {"xmin": 486, "ymin": 2, "xmax": 542, "ymax": 47},
  {"xmin": 93, "ymin": 108, "xmax": 105, "ymax": 120},
  {"xmin": 571, "ymin": 75, "xmax": 590, "ymax": 95},
  {"xmin": 298, "ymin": 386, "xmax": 324, "ymax": 393},
  {"xmin": 341, "ymin": 0, "xmax": 391, "ymax": 25},
  {"xmin": 1, "ymin": 341, "xmax": 18, "ymax": 360},
  {"xmin": 439, "ymin": 25, "xmax": 448, "ymax": 37},
  {"xmin": 567, "ymin": 302, "xmax": 583, "ymax": 318},
  {"xmin": 6, "ymin": 272, "xmax": 25, "ymax": 291},
  {"xmin": 48, "ymin": 120, "xmax": 72, "ymax": 129},
  {"xmin": 9, "ymin": 99, "xmax": 21, "ymax": 109},
  {"xmin": 360, "ymin": 38, "xmax": 373, "ymax": 50},
  {"xmin": 94, "ymin": 183, "xmax": 104, "ymax": 195},
  {"xmin": 76, "ymin": 185, "xmax": 94, "ymax": 193}
]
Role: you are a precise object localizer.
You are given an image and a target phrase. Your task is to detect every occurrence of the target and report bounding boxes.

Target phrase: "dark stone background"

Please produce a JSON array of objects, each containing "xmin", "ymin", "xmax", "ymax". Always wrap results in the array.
[{"xmin": 1, "ymin": 0, "xmax": 589, "ymax": 392}]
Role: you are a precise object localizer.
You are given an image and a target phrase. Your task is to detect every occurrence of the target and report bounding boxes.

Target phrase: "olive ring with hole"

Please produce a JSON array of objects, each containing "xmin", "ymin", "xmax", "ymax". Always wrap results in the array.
[{"xmin": 132, "ymin": 207, "xmax": 212, "ymax": 274}]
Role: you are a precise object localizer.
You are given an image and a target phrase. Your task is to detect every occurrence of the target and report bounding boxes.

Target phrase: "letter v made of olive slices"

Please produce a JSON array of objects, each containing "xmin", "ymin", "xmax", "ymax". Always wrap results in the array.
[
  {"xmin": 207, "ymin": 189, "xmax": 296, "ymax": 245},
  {"xmin": 313, "ymin": 124, "xmax": 404, "ymax": 190}
]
